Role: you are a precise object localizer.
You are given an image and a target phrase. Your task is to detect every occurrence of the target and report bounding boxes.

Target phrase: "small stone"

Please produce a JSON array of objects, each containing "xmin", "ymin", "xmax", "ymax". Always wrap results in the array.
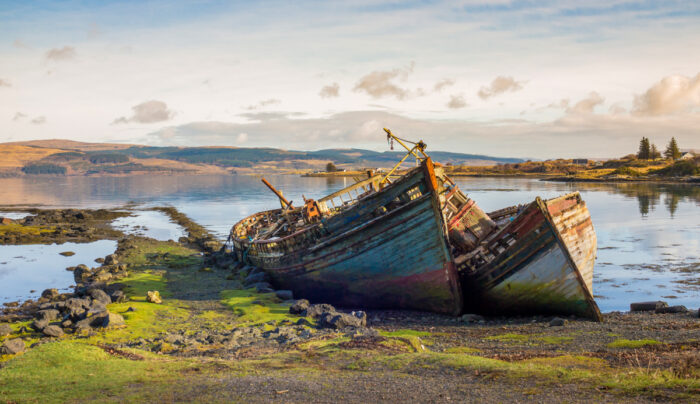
[
  {"xmin": 59, "ymin": 251, "xmax": 75, "ymax": 257},
  {"xmin": 126, "ymin": 306, "xmax": 136, "ymax": 312},
  {"xmin": 0, "ymin": 323, "xmax": 12, "ymax": 336},
  {"xmin": 655, "ymin": 305, "xmax": 688, "ymax": 314},
  {"xmin": 0, "ymin": 338, "xmax": 25, "ymax": 355},
  {"xmin": 147, "ymin": 290, "xmax": 162, "ymax": 304},
  {"xmin": 295, "ymin": 318, "xmax": 313, "ymax": 327},
  {"xmin": 630, "ymin": 301, "xmax": 668, "ymax": 312},
  {"xmin": 42, "ymin": 325, "xmax": 64, "ymax": 337},
  {"xmin": 95, "ymin": 311, "xmax": 125, "ymax": 328},
  {"xmin": 243, "ymin": 272, "xmax": 267, "ymax": 286},
  {"xmin": 88, "ymin": 288, "xmax": 112, "ymax": 305},
  {"xmin": 303, "ymin": 303, "xmax": 336, "ymax": 319},
  {"xmin": 275, "ymin": 290, "xmax": 294, "ymax": 301},
  {"xmin": 110, "ymin": 290, "xmax": 127, "ymax": 303},
  {"xmin": 103, "ymin": 254, "xmax": 118, "ymax": 265},
  {"xmin": 94, "ymin": 257, "xmax": 105, "ymax": 264},
  {"xmin": 460, "ymin": 314, "xmax": 485, "ymax": 323},
  {"xmin": 549, "ymin": 317, "xmax": 567, "ymax": 327},
  {"xmin": 36, "ymin": 309, "xmax": 60, "ymax": 322},
  {"xmin": 31, "ymin": 318, "xmax": 49, "ymax": 331},
  {"xmin": 289, "ymin": 299, "xmax": 310, "ymax": 314},
  {"xmin": 41, "ymin": 288, "xmax": 60, "ymax": 299}
]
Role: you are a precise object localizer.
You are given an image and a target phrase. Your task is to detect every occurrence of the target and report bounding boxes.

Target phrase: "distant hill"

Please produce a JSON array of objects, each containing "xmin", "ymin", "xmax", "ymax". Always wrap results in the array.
[{"xmin": 0, "ymin": 140, "xmax": 524, "ymax": 177}]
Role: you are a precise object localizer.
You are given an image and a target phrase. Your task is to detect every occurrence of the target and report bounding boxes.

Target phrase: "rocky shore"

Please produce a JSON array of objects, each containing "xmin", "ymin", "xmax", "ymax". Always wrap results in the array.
[{"xmin": 1, "ymin": 207, "xmax": 699, "ymax": 403}]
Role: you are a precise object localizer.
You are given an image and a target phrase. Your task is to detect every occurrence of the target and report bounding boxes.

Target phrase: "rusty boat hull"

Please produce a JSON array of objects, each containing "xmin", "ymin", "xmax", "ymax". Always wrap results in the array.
[
  {"xmin": 232, "ymin": 160, "xmax": 463, "ymax": 315},
  {"xmin": 459, "ymin": 192, "xmax": 601, "ymax": 320}
]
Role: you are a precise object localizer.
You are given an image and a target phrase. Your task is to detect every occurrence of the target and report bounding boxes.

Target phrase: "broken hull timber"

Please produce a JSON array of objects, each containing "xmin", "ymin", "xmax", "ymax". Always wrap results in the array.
[
  {"xmin": 461, "ymin": 192, "xmax": 601, "ymax": 320},
  {"xmin": 233, "ymin": 160, "xmax": 463, "ymax": 315}
]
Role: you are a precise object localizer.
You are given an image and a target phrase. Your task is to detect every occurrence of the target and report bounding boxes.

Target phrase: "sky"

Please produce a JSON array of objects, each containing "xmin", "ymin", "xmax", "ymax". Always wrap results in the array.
[{"xmin": 1, "ymin": 0, "xmax": 699, "ymax": 159}]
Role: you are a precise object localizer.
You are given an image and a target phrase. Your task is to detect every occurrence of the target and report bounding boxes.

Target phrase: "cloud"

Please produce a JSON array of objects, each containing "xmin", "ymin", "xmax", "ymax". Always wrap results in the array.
[
  {"xmin": 319, "ymin": 82, "xmax": 340, "ymax": 98},
  {"xmin": 13, "ymin": 39, "xmax": 28, "ymax": 48},
  {"xmin": 245, "ymin": 98, "xmax": 281, "ymax": 110},
  {"xmin": 477, "ymin": 76, "xmax": 524, "ymax": 100},
  {"xmin": 567, "ymin": 92, "xmax": 604, "ymax": 114},
  {"xmin": 434, "ymin": 79, "xmax": 455, "ymax": 92},
  {"xmin": 633, "ymin": 73, "xmax": 700, "ymax": 116},
  {"xmin": 547, "ymin": 99, "xmax": 570, "ymax": 109},
  {"xmin": 112, "ymin": 100, "xmax": 174, "ymax": 124},
  {"xmin": 353, "ymin": 63, "xmax": 416, "ymax": 100},
  {"xmin": 447, "ymin": 95, "xmax": 467, "ymax": 109},
  {"xmin": 0, "ymin": 79, "xmax": 10, "ymax": 87},
  {"xmin": 45, "ymin": 46, "xmax": 77, "ymax": 62},
  {"xmin": 12, "ymin": 112, "xmax": 26, "ymax": 121},
  {"xmin": 239, "ymin": 112, "xmax": 305, "ymax": 122},
  {"xmin": 30, "ymin": 116, "xmax": 46, "ymax": 124}
]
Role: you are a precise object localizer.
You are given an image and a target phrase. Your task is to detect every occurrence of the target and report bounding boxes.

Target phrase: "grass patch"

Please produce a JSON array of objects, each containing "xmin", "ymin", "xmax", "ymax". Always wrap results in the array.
[
  {"xmin": 607, "ymin": 339, "xmax": 662, "ymax": 349},
  {"xmin": 485, "ymin": 333, "xmax": 573, "ymax": 345},
  {"xmin": 0, "ymin": 223, "xmax": 54, "ymax": 236},
  {"xmin": 0, "ymin": 341, "xmax": 190, "ymax": 402},
  {"xmin": 220, "ymin": 289, "xmax": 294, "ymax": 325},
  {"xmin": 444, "ymin": 346, "xmax": 482, "ymax": 354}
]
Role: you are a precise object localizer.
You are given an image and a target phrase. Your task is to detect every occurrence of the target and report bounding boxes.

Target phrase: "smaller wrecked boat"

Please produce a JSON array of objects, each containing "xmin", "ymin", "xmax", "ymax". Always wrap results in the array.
[
  {"xmin": 454, "ymin": 192, "xmax": 601, "ymax": 320},
  {"xmin": 229, "ymin": 129, "xmax": 601, "ymax": 320}
]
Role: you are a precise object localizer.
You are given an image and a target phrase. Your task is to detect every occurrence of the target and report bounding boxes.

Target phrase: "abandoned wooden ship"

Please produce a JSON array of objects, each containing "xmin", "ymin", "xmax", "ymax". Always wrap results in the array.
[{"xmin": 229, "ymin": 129, "xmax": 601, "ymax": 320}]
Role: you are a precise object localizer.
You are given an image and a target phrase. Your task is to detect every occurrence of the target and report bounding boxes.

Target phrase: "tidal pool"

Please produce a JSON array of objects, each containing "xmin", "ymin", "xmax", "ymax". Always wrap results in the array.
[
  {"xmin": 0, "ymin": 240, "xmax": 117, "ymax": 303},
  {"xmin": 111, "ymin": 210, "xmax": 186, "ymax": 241}
]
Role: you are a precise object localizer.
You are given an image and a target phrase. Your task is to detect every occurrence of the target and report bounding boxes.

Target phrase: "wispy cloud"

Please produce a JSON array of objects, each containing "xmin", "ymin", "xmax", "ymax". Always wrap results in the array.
[
  {"xmin": 433, "ymin": 78, "xmax": 455, "ymax": 92},
  {"xmin": 45, "ymin": 46, "xmax": 76, "ymax": 62},
  {"xmin": 12, "ymin": 112, "xmax": 26, "ymax": 121},
  {"xmin": 245, "ymin": 98, "xmax": 281, "ymax": 110},
  {"xmin": 113, "ymin": 100, "xmax": 174, "ymax": 124},
  {"xmin": 567, "ymin": 92, "xmax": 604, "ymax": 114},
  {"xmin": 353, "ymin": 63, "xmax": 418, "ymax": 100},
  {"xmin": 30, "ymin": 116, "xmax": 46, "ymax": 125},
  {"xmin": 447, "ymin": 94, "xmax": 467, "ymax": 109},
  {"xmin": 478, "ymin": 76, "xmax": 525, "ymax": 100},
  {"xmin": 0, "ymin": 79, "xmax": 11, "ymax": 87},
  {"xmin": 633, "ymin": 73, "xmax": 700, "ymax": 116},
  {"xmin": 319, "ymin": 82, "xmax": 340, "ymax": 98}
]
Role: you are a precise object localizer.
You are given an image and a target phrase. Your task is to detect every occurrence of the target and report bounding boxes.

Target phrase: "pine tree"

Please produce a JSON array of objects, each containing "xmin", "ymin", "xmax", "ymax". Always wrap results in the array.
[
  {"xmin": 650, "ymin": 144, "xmax": 661, "ymax": 159},
  {"xmin": 637, "ymin": 137, "xmax": 651, "ymax": 159},
  {"xmin": 664, "ymin": 137, "xmax": 680, "ymax": 160}
]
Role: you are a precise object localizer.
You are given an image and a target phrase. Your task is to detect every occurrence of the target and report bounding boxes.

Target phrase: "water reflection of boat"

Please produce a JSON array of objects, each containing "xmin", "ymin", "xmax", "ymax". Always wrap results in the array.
[{"xmin": 229, "ymin": 129, "xmax": 601, "ymax": 320}]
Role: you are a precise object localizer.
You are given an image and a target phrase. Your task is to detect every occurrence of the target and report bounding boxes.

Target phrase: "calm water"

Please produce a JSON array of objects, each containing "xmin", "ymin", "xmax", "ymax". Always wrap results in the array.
[{"xmin": 1, "ymin": 175, "xmax": 698, "ymax": 312}]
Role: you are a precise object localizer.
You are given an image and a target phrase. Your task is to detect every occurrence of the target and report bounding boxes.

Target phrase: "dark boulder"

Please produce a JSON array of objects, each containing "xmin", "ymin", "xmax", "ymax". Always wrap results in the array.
[
  {"xmin": 110, "ymin": 290, "xmax": 128, "ymax": 303},
  {"xmin": 303, "ymin": 303, "xmax": 336, "ymax": 319},
  {"xmin": 88, "ymin": 288, "xmax": 112, "ymax": 305},
  {"xmin": 36, "ymin": 309, "xmax": 61, "ymax": 322},
  {"xmin": 41, "ymin": 288, "xmax": 60, "ymax": 300},
  {"xmin": 31, "ymin": 318, "xmax": 49, "ymax": 331},
  {"xmin": 289, "ymin": 299, "xmax": 310, "ymax": 314},
  {"xmin": 655, "ymin": 305, "xmax": 688, "ymax": 314},
  {"xmin": 243, "ymin": 272, "xmax": 267, "ymax": 286},
  {"xmin": 549, "ymin": 317, "xmax": 567, "ymax": 327},
  {"xmin": 0, "ymin": 338, "xmax": 25, "ymax": 355},
  {"xmin": 103, "ymin": 254, "xmax": 118, "ymax": 265},
  {"xmin": 93, "ymin": 311, "xmax": 125, "ymax": 328},
  {"xmin": 630, "ymin": 301, "xmax": 668, "ymax": 312},
  {"xmin": 275, "ymin": 290, "xmax": 294, "ymax": 301},
  {"xmin": 42, "ymin": 325, "xmax": 64, "ymax": 338},
  {"xmin": 319, "ymin": 311, "xmax": 367, "ymax": 329}
]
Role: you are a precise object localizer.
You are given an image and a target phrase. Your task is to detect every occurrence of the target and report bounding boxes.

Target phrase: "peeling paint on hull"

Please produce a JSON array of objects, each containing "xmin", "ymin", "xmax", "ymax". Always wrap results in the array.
[
  {"xmin": 233, "ymin": 162, "xmax": 463, "ymax": 315},
  {"xmin": 464, "ymin": 193, "xmax": 601, "ymax": 320}
]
